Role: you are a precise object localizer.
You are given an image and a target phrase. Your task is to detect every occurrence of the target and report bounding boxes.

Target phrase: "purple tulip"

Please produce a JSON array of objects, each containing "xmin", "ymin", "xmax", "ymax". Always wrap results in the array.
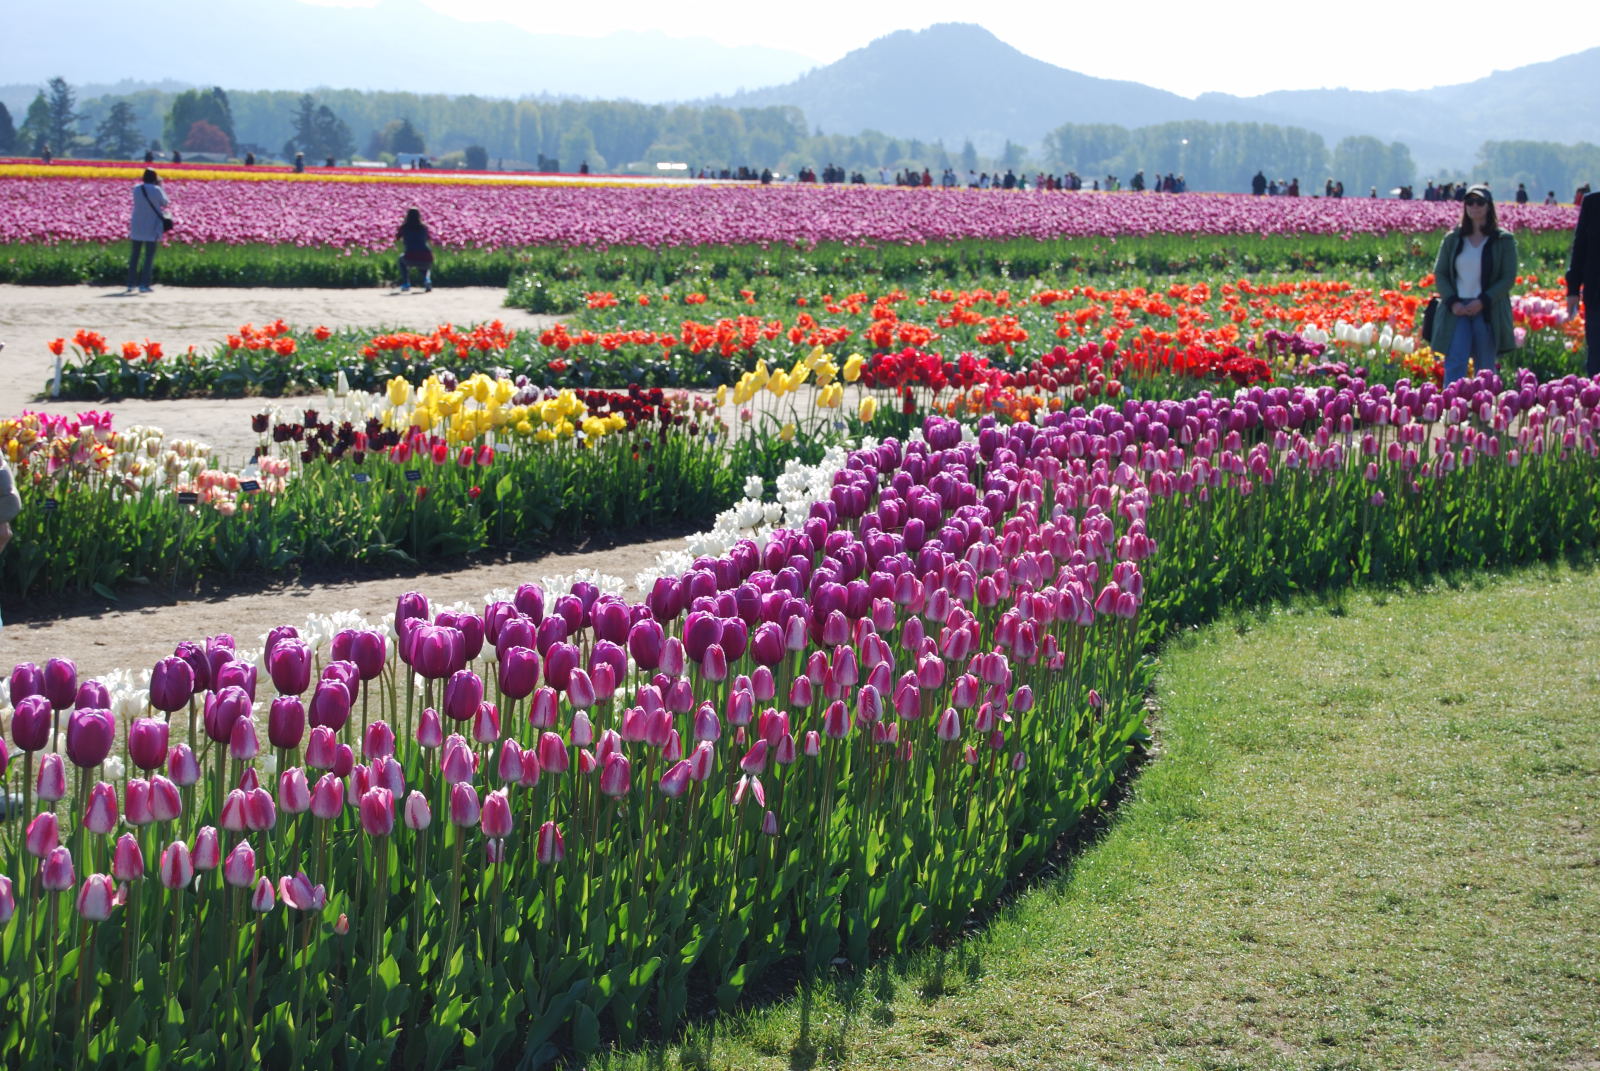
[
  {"xmin": 497, "ymin": 645, "xmax": 540, "ymax": 700},
  {"xmin": 42, "ymin": 657, "xmax": 77, "ymax": 710},
  {"xmin": 442, "ymin": 669, "xmax": 484, "ymax": 722},
  {"xmin": 65, "ymin": 708, "xmax": 115, "ymax": 768},
  {"xmin": 267, "ymin": 640, "xmax": 313, "ymax": 696},
  {"xmin": 202, "ymin": 687, "xmax": 252, "ymax": 744},
  {"xmin": 148, "ymin": 656, "xmax": 196, "ymax": 714},
  {"xmin": 268, "ymin": 696, "xmax": 306, "ymax": 749},
  {"xmin": 11, "ymin": 694, "xmax": 52, "ymax": 752},
  {"xmin": 167, "ymin": 744, "xmax": 200, "ymax": 786},
  {"xmin": 308, "ymin": 679, "xmax": 352, "ymax": 731},
  {"xmin": 74, "ymin": 680, "xmax": 111, "ymax": 709},
  {"xmin": 8, "ymin": 662, "xmax": 43, "ymax": 706}
]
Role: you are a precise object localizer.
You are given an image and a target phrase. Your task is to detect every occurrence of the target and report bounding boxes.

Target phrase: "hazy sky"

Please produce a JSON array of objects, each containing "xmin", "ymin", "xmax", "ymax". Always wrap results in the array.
[{"xmin": 304, "ymin": 0, "xmax": 1599, "ymax": 98}]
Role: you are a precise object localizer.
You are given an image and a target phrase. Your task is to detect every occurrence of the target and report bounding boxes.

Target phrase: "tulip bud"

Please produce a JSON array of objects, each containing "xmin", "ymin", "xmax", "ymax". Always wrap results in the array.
[
  {"xmin": 149, "ymin": 774, "xmax": 182, "ymax": 822},
  {"xmin": 158, "ymin": 841, "xmax": 194, "ymax": 890},
  {"xmin": 0, "ymin": 876, "xmax": 12, "ymax": 925},
  {"xmin": 481, "ymin": 788, "xmax": 513, "ymax": 838},
  {"xmin": 113, "ymin": 833, "xmax": 145, "ymax": 881},
  {"xmin": 363, "ymin": 719, "xmax": 397, "ymax": 760},
  {"xmin": 537, "ymin": 732, "xmax": 569, "ymax": 773},
  {"xmin": 39, "ymin": 845, "xmax": 75, "ymax": 891},
  {"xmin": 762, "ymin": 810, "xmax": 780, "ymax": 837},
  {"xmin": 308, "ymin": 680, "xmax": 352, "ymax": 732},
  {"xmin": 496, "ymin": 739, "xmax": 524, "ymax": 783},
  {"xmin": 936, "ymin": 707, "xmax": 962, "ymax": 742},
  {"xmin": 250, "ymin": 875, "xmax": 276, "ymax": 912},
  {"xmin": 530, "ymin": 820, "xmax": 563, "ymax": 865},
  {"xmin": 83, "ymin": 781, "xmax": 118, "ymax": 835},
  {"xmin": 449, "ymin": 782, "xmax": 480, "ymax": 827},
  {"xmin": 43, "ymin": 657, "xmax": 78, "ymax": 710},
  {"xmin": 309, "ymin": 774, "xmax": 344, "ymax": 820},
  {"xmin": 497, "ymin": 645, "xmax": 540, "ymax": 700},
  {"xmin": 9, "ymin": 661, "xmax": 43, "ymax": 706},
  {"xmin": 403, "ymin": 790, "xmax": 432, "ymax": 830},
  {"xmin": 224, "ymin": 840, "xmax": 257, "ymax": 888},
  {"xmin": 267, "ymin": 640, "xmax": 313, "ymax": 696},
  {"xmin": 167, "ymin": 744, "xmax": 200, "ymax": 786},
  {"xmin": 36, "ymin": 754, "xmax": 67, "ymax": 801},
  {"xmin": 26, "ymin": 811, "xmax": 60, "ymax": 857},
  {"xmin": 78, "ymin": 873, "xmax": 118, "ymax": 921},
  {"xmin": 123, "ymin": 778, "xmax": 153, "ymax": 826},
  {"xmin": 358, "ymin": 787, "xmax": 394, "ymax": 836},
  {"xmin": 305, "ymin": 725, "xmax": 337, "ymax": 770},
  {"xmin": 472, "ymin": 702, "xmax": 501, "ymax": 745},
  {"xmin": 803, "ymin": 730, "xmax": 822, "ymax": 757},
  {"xmin": 416, "ymin": 707, "xmax": 444, "ymax": 749},
  {"xmin": 658, "ymin": 760, "xmax": 691, "ymax": 798},
  {"xmin": 229, "ymin": 717, "xmax": 260, "ymax": 761},
  {"xmin": 245, "ymin": 787, "xmax": 276, "ymax": 831},
  {"xmin": 599, "ymin": 752, "xmax": 632, "ymax": 797}
]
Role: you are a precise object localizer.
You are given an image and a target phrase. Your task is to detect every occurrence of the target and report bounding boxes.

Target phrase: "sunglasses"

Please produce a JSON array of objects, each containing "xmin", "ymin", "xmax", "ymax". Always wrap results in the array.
[{"xmin": 1465, "ymin": 197, "xmax": 1487, "ymax": 207}]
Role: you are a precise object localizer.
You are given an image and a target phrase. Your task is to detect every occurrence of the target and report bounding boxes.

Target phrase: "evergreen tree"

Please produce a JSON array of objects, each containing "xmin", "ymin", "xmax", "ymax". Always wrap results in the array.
[
  {"xmin": 20, "ymin": 92, "xmax": 50, "ymax": 154},
  {"xmin": 0, "ymin": 102, "xmax": 15, "ymax": 155},
  {"xmin": 94, "ymin": 101, "xmax": 144, "ymax": 159},
  {"xmin": 46, "ymin": 77, "xmax": 80, "ymax": 156},
  {"xmin": 312, "ymin": 105, "xmax": 354, "ymax": 161},
  {"xmin": 167, "ymin": 88, "xmax": 235, "ymax": 154}
]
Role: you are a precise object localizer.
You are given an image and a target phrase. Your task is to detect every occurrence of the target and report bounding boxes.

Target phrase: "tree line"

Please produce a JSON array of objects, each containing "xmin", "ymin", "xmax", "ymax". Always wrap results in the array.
[{"xmin": 2, "ymin": 78, "xmax": 1593, "ymax": 197}]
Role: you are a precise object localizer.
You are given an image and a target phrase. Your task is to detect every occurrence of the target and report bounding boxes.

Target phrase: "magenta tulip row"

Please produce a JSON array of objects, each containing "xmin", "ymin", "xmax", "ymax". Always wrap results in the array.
[{"xmin": 0, "ymin": 178, "xmax": 1582, "ymax": 251}]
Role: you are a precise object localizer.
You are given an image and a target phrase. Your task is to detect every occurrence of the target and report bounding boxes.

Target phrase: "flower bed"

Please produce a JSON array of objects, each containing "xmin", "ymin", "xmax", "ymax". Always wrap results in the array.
[{"xmin": 3, "ymin": 365, "xmax": 1600, "ymax": 1063}]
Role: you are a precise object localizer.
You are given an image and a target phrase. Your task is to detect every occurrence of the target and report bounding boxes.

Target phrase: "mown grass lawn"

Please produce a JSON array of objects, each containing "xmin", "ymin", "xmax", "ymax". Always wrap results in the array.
[{"xmin": 604, "ymin": 566, "xmax": 1600, "ymax": 1070}]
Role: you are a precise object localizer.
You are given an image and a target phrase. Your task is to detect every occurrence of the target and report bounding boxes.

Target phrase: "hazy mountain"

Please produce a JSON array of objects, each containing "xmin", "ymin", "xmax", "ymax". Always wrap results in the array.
[
  {"xmin": 716, "ymin": 24, "xmax": 1599, "ymax": 173},
  {"xmin": 1, "ymin": 0, "xmax": 815, "ymax": 105}
]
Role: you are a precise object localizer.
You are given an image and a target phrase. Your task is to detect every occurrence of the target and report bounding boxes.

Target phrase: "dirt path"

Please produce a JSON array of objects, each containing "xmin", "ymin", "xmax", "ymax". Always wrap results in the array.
[
  {"xmin": 0, "ymin": 284, "xmax": 556, "ymax": 463},
  {"xmin": 0, "ymin": 285, "xmax": 678, "ymax": 684}
]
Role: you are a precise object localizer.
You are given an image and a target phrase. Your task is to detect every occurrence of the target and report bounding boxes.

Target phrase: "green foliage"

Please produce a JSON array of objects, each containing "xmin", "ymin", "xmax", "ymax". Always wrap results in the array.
[
  {"xmin": 1477, "ymin": 138, "xmax": 1600, "ymax": 202},
  {"xmin": 166, "ymin": 87, "xmax": 235, "ymax": 156},
  {"xmin": 1043, "ymin": 119, "xmax": 1335, "ymax": 191},
  {"xmin": 92, "ymin": 101, "xmax": 144, "ymax": 160},
  {"xmin": 0, "ymin": 101, "xmax": 17, "ymax": 155}
]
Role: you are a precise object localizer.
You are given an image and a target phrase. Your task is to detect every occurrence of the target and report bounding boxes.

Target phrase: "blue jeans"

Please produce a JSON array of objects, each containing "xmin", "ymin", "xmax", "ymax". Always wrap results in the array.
[
  {"xmin": 398, "ymin": 257, "xmax": 431, "ymax": 289},
  {"xmin": 1444, "ymin": 310, "xmax": 1495, "ymax": 385},
  {"xmin": 127, "ymin": 240, "xmax": 157, "ymax": 289}
]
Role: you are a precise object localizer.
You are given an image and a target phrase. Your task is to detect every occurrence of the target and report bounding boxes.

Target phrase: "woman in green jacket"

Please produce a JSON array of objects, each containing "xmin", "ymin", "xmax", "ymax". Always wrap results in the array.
[{"xmin": 1430, "ymin": 183, "xmax": 1518, "ymax": 386}]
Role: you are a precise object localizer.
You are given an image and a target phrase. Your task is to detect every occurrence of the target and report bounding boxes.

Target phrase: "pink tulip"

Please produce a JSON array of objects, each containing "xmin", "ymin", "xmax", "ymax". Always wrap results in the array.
[
  {"xmin": 250, "ymin": 875, "xmax": 276, "ymax": 912},
  {"xmin": 518, "ymin": 749, "xmax": 542, "ymax": 788},
  {"xmin": 113, "ymin": 833, "xmax": 145, "ymax": 881},
  {"xmin": 123, "ymin": 778, "xmax": 153, "ymax": 826},
  {"xmin": 403, "ymin": 790, "xmax": 432, "ymax": 830},
  {"xmin": 36, "ymin": 753, "xmax": 67, "ymax": 801},
  {"xmin": 822, "ymin": 700, "xmax": 850, "ymax": 738},
  {"xmin": 566, "ymin": 669, "xmax": 596, "ymax": 710},
  {"xmin": 788, "ymin": 675, "xmax": 813, "ymax": 708},
  {"xmin": 220, "ymin": 790, "xmax": 248, "ymax": 832},
  {"xmin": 658, "ymin": 760, "xmax": 691, "ymax": 798},
  {"xmin": 571, "ymin": 710, "xmax": 595, "ymax": 747},
  {"xmin": 363, "ymin": 720, "xmax": 396, "ymax": 760},
  {"xmin": 599, "ymin": 753, "xmax": 632, "ymax": 797},
  {"xmin": 189, "ymin": 825, "xmax": 220, "ymax": 869},
  {"xmin": 371, "ymin": 755, "xmax": 405, "ymax": 798},
  {"xmin": 536, "ymin": 821, "xmax": 565, "ymax": 865},
  {"xmin": 158, "ymin": 841, "xmax": 194, "ymax": 890},
  {"xmin": 83, "ymin": 781, "xmax": 118, "ymax": 835},
  {"xmin": 0, "ymin": 876, "xmax": 14, "ymax": 924},
  {"xmin": 278, "ymin": 767, "xmax": 311, "ymax": 813},
  {"xmin": 358, "ymin": 787, "xmax": 395, "ymax": 836},
  {"xmin": 440, "ymin": 737, "xmax": 476, "ymax": 785},
  {"xmin": 310, "ymin": 774, "xmax": 344, "ymax": 820},
  {"xmin": 229, "ymin": 717, "xmax": 260, "ymax": 761},
  {"xmin": 496, "ymin": 739, "xmax": 524, "ymax": 783},
  {"xmin": 202, "ymin": 687, "xmax": 252, "ymax": 745},
  {"xmin": 936, "ymin": 708, "xmax": 962, "ymax": 742},
  {"xmin": 245, "ymin": 788, "xmax": 276, "ymax": 831},
  {"xmin": 733, "ymin": 774, "xmax": 765, "ymax": 807},
  {"xmin": 224, "ymin": 840, "xmax": 257, "ymax": 888},
  {"xmin": 761, "ymin": 810, "xmax": 780, "ymax": 837},
  {"xmin": 471, "ymin": 702, "xmax": 500, "ymax": 745},
  {"xmin": 484, "ymin": 838, "xmax": 505, "ymax": 864},
  {"xmin": 448, "ymin": 783, "xmax": 480, "ymax": 828},
  {"xmin": 40, "ymin": 846, "xmax": 75, "ymax": 891},
  {"xmin": 26, "ymin": 811, "xmax": 60, "ymax": 857},
  {"xmin": 167, "ymin": 744, "xmax": 200, "ymax": 786},
  {"xmin": 149, "ymin": 775, "xmax": 182, "ymax": 822},
  {"xmin": 480, "ymin": 788, "xmax": 512, "ymax": 838},
  {"xmin": 305, "ymin": 725, "xmax": 337, "ymax": 769},
  {"xmin": 537, "ymin": 732, "xmax": 569, "ymax": 773},
  {"xmin": 1011, "ymin": 751, "xmax": 1028, "ymax": 772},
  {"xmin": 416, "ymin": 707, "xmax": 444, "ymax": 748},
  {"xmin": 693, "ymin": 703, "xmax": 721, "ymax": 742},
  {"xmin": 77, "ymin": 873, "xmax": 116, "ymax": 921},
  {"xmin": 803, "ymin": 730, "xmax": 821, "ymax": 757},
  {"xmin": 277, "ymin": 871, "xmax": 326, "ymax": 912},
  {"xmin": 740, "ymin": 739, "xmax": 769, "ymax": 775},
  {"xmin": 688, "ymin": 740, "xmax": 715, "ymax": 781}
]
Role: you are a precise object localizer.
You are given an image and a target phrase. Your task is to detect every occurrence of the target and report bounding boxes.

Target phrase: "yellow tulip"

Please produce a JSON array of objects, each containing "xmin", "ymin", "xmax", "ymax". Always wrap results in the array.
[
  {"xmin": 778, "ymin": 422, "xmax": 796, "ymax": 442},
  {"xmin": 715, "ymin": 384, "xmax": 729, "ymax": 407},
  {"xmin": 858, "ymin": 396, "xmax": 878, "ymax": 422},
  {"xmin": 534, "ymin": 426, "xmax": 555, "ymax": 443},
  {"xmin": 493, "ymin": 378, "xmax": 516, "ymax": 405},
  {"xmin": 386, "ymin": 376, "xmax": 412, "ymax": 407},
  {"xmin": 843, "ymin": 353, "xmax": 864, "ymax": 383},
  {"xmin": 516, "ymin": 419, "xmax": 534, "ymax": 436}
]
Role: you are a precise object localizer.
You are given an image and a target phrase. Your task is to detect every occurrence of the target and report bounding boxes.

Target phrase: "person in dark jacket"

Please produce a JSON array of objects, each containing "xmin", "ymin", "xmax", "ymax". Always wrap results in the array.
[
  {"xmin": 1431, "ymin": 184, "xmax": 1518, "ymax": 385},
  {"xmin": 396, "ymin": 207, "xmax": 433, "ymax": 292},
  {"xmin": 1567, "ymin": 190, "xmax": 1600, "ymax": 376}
]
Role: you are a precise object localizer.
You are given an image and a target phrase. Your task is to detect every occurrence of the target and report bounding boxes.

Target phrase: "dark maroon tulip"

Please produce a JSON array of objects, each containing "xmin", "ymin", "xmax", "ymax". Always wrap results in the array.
[
  {"xmin": 74, "ymin": 680, "xmax": 111, "ymax": 710},
  {"xmin": 592, "ymin": 599, "xmax": 631, "ymax": 645},
  {"xmin": 396, "ymin": 591, "xmax": 431, "ymax": 631},
  {"xmin": 263, "ymin": 624, "xmax": 300, "ymax": 660},
  {"xmin": 42, "ymin": 658, "xmax": 77, "ymax": 711},
  {"xmin": 552, "ymin": 595, "xmax": 584, "ymax": 636},
  {"xmin": 543, "ymin": 643, "xmax": 579, "ymax": 691},
  {"xmin": 346, "ymin": 631, "xmax": 387, "ymax": 681},
  {"xmin": 12, "ymin": 695, "xmax": 52, "ymax": 752},
  {"xmin": 308, "ymin": 680, "xmax": 352, "ymax": 732},
  {"xmin": 647, "ymin": 576, "xmax": 684, "ymax": 624},
  {"xmin": 149, "ymin": 656, "xmax": 196, "ymax": 713},
  {"xmin": 173, "ymin": 641, "xmax": 211, "ymax": 692},
  {"xmin": 9, "ymin": 662, "xmax": 43, "ymax": 706},
  {"xmin": 66, "ymin": 708, "xmax": 115, "ymax": 768},
  {"xmin": 269, "ymin": 696, "xmax": 307, "ymax": 749},
  {"xmin": 682, "ymin": 612, "xmax": 722, "ymax": 664},
  {"xmin": 216, "ymin": 659, "xmax": 258, "ymax": 701},
  {"xmin": 443, "ymin": 669, "xmax": 484, "ymax": 722},
  {"xmin": 533, "ymin": 616, "xmax": 566, "ymax": 658},
  {"xmin": 203, "ymin": 687, "xmax": 253, "ymax": 744},
  {"xmin": 128, "ymin": 717, "xmax": 170, "ymax": 771},
  {"xmin": 321, "ymin": 660, "xmax": 361, "ymax": 702},
  {"xmin": 267, "ymin": 640, "xmax": 313, "ymax": 696},
  {"xmin": 512, "ymin": 583, "xmax": 544, "ymax": 621},
  {"xmin": 588, "ymin": 641, "xmax": 627, "ymax": 687},
  {"xmin": 437, "ymin": 611, "xmax": 485, "ymax": 662},
  {"xmin": 628, "ymin": 619, "xmax": 665, "ymax": 671},
  {"xmin": 409, "ymin": 624, "xmax": 464, "ymax": 681},
  {"xmin": 750, "ymin": 622, "xmax": 785, "ymax": 667},
  {"xmin": 497, "ymin": 646, "xmax": 540, "ymax": 701},
  {"xmin": 721, "ymin": 619, "xmax": 749, "ymax": 661}
]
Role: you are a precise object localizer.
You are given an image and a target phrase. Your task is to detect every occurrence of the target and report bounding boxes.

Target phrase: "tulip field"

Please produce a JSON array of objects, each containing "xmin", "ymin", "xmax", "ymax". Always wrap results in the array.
[
  {"xmin": 6, "ymin": 357, "xmax": 1600, "ymax": 1064},
  {"xmin": 3, "ymin": 160, "xmax": 1599, "ymax": 1065}
]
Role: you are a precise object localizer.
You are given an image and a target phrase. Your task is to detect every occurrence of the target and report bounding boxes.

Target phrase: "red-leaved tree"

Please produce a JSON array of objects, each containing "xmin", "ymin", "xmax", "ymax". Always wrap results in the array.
[{"xmin": 182, "ymin": 120, "xmax": 231, "ymax": 154}]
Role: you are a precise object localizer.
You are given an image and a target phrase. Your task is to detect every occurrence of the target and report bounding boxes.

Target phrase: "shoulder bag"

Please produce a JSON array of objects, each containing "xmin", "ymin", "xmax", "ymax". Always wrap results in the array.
[{"xmin": 142, "ymin": 185, "xmax": 175, "ymax": 233}]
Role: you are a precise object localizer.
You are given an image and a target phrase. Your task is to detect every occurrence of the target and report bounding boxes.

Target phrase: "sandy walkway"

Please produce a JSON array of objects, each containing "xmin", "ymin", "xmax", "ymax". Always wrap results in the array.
[
  {"xmin": 0, "ymin": 284, "xmax": 557, "ymax": 463},
  {"xmin": 0, "ymin": 285, "xmax": 682, "ymax": 683}
]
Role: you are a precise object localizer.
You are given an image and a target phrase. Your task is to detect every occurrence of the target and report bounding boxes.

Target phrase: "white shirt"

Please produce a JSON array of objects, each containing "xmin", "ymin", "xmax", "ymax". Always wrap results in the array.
[{"xmin": 1454, "ymin": 238, "xmax": 1485, "ymax": 301}]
